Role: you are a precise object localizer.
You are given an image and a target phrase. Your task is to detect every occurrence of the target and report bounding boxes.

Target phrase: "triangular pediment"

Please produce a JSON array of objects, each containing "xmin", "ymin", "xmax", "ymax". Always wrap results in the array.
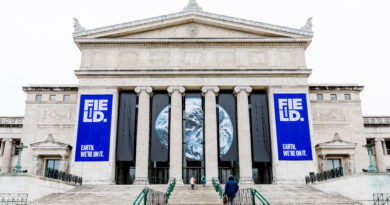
[
  {"xmin": 30, "ymin": 139, "xmax": 71, "ymax": 149},
  {"xmin": 73, "ymin": 10, "xmax": 313, "ymax": 41},
  {"xmin": 316, "ymin": 138, "xmax": 357, "ymax": 149},
  {"xmin": 118, "ymin": 22, "xmax": 269, "ymax": 39}
]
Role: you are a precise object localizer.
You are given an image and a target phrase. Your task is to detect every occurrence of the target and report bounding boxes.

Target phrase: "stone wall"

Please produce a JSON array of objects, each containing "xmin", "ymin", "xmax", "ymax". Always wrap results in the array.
[
  {"xmin": 79, "ymin": 44, "xmax": 307, "ymax": 71},
  {"xmin": 312, "ymin": 173, "xmax": 390, "ymax": 204},
  {"xmin": 309, "ymin": 85, "xmax": 369, "ymax": 173},
  {"xmin": 0, "ymin": 174, "xmax": 75, "ymax": 201},
  {"xmin": 20, "ymin": 86, "xmax": 78, "ymax": 175}
]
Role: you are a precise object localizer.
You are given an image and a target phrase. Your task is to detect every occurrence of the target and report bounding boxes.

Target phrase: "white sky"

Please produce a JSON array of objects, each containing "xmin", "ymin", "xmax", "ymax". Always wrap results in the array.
[{"xmin": 0, "ymin": 0, "xmax": 389, "ymax": 116}]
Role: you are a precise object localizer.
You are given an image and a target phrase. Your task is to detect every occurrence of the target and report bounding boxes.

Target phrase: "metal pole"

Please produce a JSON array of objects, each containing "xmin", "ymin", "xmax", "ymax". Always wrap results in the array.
[{"xmin": 14, "ymin": 143, "xmax": 28, "ymax": 173}]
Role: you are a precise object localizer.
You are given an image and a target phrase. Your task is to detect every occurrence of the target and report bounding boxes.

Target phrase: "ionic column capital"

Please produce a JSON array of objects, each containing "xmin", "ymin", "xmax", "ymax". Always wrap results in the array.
[
  {"xmin": 234, "ymin": 85, "xmax": 252, "ymax": 95},
  {"xmin": 201, "ymin": 86, "xmax": 220, "ymax": 95},
  {"xmin": 167, "ymin": 86, "xmax": 185, "ymax": 96},
  {"xmin": 375, "ymin": 138, "xmax": 384, "ymax": 142},
  {"xmin": 134, "ymin": 86, "xmax": 153, "ymax": 95},
  {"xmin": 2, "ymin": 138, "xmax": 13, "ymax": 142}
]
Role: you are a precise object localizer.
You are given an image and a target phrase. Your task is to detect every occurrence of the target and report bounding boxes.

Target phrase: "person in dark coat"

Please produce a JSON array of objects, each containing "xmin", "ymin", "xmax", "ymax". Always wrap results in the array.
[{"xmin": 224, "ymin": 176, "xmax": 239, "ymax": 205}]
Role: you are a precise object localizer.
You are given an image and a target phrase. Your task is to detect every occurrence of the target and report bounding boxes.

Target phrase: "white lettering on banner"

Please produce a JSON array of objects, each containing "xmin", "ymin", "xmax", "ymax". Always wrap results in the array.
[
  {"xmin": 278, "ymin": 98, "xmax": 304, "ymax": 122},
  {"xmin": 282, "ymin": 143, "xmax": 307, "ymax": 157},
  {"xmin": 83, "ymin": 99, "xmax": 108, "ymax": 123},
  {"xmin": 79, "ymin": 144, "xmax": 104, "ymax": 158}
]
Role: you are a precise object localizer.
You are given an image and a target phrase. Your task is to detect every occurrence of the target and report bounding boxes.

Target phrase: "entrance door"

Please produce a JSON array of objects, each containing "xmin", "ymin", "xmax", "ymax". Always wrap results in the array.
[
  {"xmin": 186, "ymin": 168, "xmax": 200, "ymax": 184},
  {"xmin": 45, "ymin": 159, "xmax": 60, "ymax": 177},
  {"xmin": 150, "ymin": 168, "xmax": 169, "ymax": 184},
  {"xmin": 327, "ymin": 159, "xmax": 341, "ymax": 170},
  {"xmin": 219, "ymin": 168, "xmax": 232, "ymax": 184}
]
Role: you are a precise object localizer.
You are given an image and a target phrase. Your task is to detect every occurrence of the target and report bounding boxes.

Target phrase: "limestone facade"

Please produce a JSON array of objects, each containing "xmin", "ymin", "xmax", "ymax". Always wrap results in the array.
[{"xmin": 1, "ymin": 2, "xmax": 389, "ymax": 185}]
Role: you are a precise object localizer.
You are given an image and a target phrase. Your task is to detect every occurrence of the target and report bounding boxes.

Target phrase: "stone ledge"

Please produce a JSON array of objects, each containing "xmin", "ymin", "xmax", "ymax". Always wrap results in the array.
[
  {"xmin": 309, "ymin": 84, "xmax": 364, "ymax": 91},
  {"xmin": 0, "ymin": 173, "xmax": 78, "ymax": 186}
]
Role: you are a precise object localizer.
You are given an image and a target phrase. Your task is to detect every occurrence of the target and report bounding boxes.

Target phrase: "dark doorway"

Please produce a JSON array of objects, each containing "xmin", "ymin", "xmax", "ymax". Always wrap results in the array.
[
  {"xmin": 218, "ymin": 161, "xmax": 238, "ymax": 184},
  {"xmin": 219, "ymin": 168, "xmax": 232, "ymax": 184},
  {"xmin": 149, "ymin": 162, "xmax": 169, "ymax": 184},
  {"xmin": 116, "ymin": 161, "xmax": 135, "ymax": 184},
  {"xmin": 252, "ymin": 162, "xmax": 272, "ymax": 184},
  {"xmin": 184, "ymin": 161, "xmax": 203, "ymax": 184}
]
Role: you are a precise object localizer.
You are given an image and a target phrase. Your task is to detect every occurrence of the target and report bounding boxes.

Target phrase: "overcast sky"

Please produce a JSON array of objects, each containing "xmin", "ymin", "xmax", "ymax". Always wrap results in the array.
[{"xmin": 0, "ymin": 0, "xmax": 389, "ymax": 116}]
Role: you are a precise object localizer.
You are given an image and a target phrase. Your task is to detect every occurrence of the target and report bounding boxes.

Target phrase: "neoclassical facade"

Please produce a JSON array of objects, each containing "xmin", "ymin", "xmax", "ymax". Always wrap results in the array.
[{"xmin": 1, "ymin": 1, "xmax": 390, "ymax": 185}]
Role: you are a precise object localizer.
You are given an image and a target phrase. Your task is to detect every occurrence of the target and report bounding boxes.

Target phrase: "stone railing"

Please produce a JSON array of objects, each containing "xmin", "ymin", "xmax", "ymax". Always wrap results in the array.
[
  {"xmin": 364, "ymin": 116, "xmax": 390, "ymax": 126},
  {"xmin": 0, "ymin": 193, "xmax": 28, "ymax": 204},
  {"xmin": 0, "ymin": 117, "xmax": 23, "ymax": 127},
  {"xmin": 305, "ymin": 167, "xmax": 344, "ymax": 184}
]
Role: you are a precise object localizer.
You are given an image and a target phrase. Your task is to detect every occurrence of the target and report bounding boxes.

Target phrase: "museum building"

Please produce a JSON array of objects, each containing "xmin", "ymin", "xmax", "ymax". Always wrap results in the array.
[{"xmin": 1, "ymin": 1, "xmax": 390, "ymax": 185}]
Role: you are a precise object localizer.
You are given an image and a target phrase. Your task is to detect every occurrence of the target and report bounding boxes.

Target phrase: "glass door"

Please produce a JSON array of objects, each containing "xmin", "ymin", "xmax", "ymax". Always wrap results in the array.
[
  {"xmin": 45, "ymin": 159, "xmax": 60, "ymax": 176},
  {"xmin": 327, "ymin": 159, "xmax": 341, "ymax": 170}
]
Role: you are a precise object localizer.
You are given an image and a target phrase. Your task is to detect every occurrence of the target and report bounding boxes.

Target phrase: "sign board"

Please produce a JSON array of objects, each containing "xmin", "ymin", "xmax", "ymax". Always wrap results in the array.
[
  {"xmin": 75, "ymin": 94, "xmax": 113, "ymax": 161},
  {"xmin": 274, "ymin": 93, "xmax": 312, "ymax": 160}
]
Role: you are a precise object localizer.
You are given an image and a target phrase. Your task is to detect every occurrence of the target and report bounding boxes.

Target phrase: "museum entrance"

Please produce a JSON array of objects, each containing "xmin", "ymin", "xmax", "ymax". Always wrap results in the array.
[
  {"xmin": 252, "ymin": 162, "xmax": 272, "ymax": 184},
  {"xmin": 115, "ymin": 161, "xmax": 136, "ymax": 184},
  {"xmin": 218, "ymin": 161, "xmax": 239, "ymax": 184},
  {"xmin": 149, "ymin": 162, "xmax": 169, "ymax": 184},
  {"xmin": 183, "ymin": 161, "xmax": 204, "ymax": 184}
]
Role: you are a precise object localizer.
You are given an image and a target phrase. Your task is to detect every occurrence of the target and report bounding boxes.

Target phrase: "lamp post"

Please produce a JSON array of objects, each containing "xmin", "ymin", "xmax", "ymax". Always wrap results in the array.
[
  {"xmin": 363, "ymin": 143, "xmax": 377, "ymax": 172},
  {"xmin": 14, "ymin": 143, "xmax": 28, "ymax": 173}
]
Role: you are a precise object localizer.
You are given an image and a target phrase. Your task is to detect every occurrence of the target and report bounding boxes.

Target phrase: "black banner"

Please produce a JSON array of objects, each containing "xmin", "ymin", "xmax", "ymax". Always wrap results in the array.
[
  {"xmin": 218, "ymin": 93, "xmax": 238, "ymax": 162},
  {"xmin": 150, "ymin": 93, "xmax": 170, "ymax": 162},
  {"xmin": 116, "ymin": 92, "xmax": 137, "ymax": 162},
  {"xmin": 184, "ymin": 93, "xmax": 204, "ymax": 161},
  {"xmin": 250, "ymin": 93, "xmax": 271, "ymax": 162}
]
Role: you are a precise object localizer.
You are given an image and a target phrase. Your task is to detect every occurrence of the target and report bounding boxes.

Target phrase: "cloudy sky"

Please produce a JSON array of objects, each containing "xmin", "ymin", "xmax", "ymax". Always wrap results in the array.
[{"xmin": 0, "ymin": 0, "xmax": 389, "ymax": 116}]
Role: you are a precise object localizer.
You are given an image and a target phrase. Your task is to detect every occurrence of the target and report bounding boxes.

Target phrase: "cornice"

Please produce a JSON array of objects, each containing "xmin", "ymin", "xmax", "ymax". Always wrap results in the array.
[
  {"xmin": 363, "ymin": 116, "xmax": 390, "ymax": 126},
  {"xmin": 23, "ymin": 85, "xmax": 78, "ymax": 92},
  {"xmin": 75, "ymin": 68, "xmax": 312, "ymax": 78},
  {"xmin": 76, "ymin": 40, "xmax": 309, "ymax": 49},
  {"xmin": 309, "ymin": 84, "xmax": 364, "ymax": 92},
  {"xmin": 0, "ymin": 117, "xmax": 23, "ymax": 128}
]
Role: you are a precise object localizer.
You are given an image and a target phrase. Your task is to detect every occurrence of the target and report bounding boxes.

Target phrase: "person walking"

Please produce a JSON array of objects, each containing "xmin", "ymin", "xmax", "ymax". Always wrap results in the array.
[
  {"xmin": 190, "ymin": 176, "xmax": 196, "ymax": 190},
  {"xmin": 201, "ymin": 176, "xmax": 206, "ymax": 187},
  {"xmin": 224, "ymin": 176, "xmax": 239, "ymax": 205}
]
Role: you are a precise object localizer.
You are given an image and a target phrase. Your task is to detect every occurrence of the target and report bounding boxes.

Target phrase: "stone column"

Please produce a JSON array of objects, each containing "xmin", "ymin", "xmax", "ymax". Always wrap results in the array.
[
  {"xmin": 1, "ymin": 139, "xmax": 13, "ymax": 173},
  {"xmin": 59, "ymin": 155, "xmax": 69, "ymax": 172},
  {"xmin": 202, "ymin": 86, "xmax": 220, "ymax": 182},
  {"xmin": 134, "ymin": 86, "xmax": 153, "ymax": 185},
  {"xmin": 375, "ymin": 138, "xmax": 386, "ymax": 172},
  {"xmin": 348, "ymin": 154, "xmax": 355, "ymax": 175},
  {"xmin": 234, "ymin": 86, "xmax": 254, "ymax": 184},
  {"xmin": 0, "ymin": 140, "xmax": 5, "ymax": 156},
  {"xmin": 167, "ymin": 86, "xmax": 185, "ymax": 184}
]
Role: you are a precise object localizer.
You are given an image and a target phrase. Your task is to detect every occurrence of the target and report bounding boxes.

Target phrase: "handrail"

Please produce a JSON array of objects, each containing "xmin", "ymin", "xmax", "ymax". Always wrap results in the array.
[
  {"xmin": 166, "ymin": 178, "xmax": 176, "ymax": 202},
  {"xmin": 133, "ymin": 188, "xmax": 149, "ymax": 205},
  {"xmin": 212, "ymin": 178, "xmax": 224, "ymax": 199},
  {"xmin": 250, "ymin": 188, "xmax": 270, "ymax": 205},
  {"xmin": 305, "ymin": 167, "xmax": 344, "ymax": 184}
]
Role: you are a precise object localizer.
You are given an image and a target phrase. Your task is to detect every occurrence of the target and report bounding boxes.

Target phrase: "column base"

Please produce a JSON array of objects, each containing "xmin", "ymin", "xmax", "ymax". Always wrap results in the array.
[
  {"xmin": 169, "ymin": 177, "xmax": 183, "ymax": 185},
  {"xmin": 239, "ymin": 177, "xmax": 254, "ymax": 185},
  {"xmin": 133, "ymin": 177, "xmax": 149, "ymax": 185}
]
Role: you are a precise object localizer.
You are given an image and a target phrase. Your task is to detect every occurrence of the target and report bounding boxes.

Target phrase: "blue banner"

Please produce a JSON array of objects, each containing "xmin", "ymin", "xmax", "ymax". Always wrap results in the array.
[
  {"xmin": 274, "ymin": 93, "xmax": 312, "ymax": 160},
  {"xmin": 75, "ymin": 94, "xmax": 113, "ymax": 161}
]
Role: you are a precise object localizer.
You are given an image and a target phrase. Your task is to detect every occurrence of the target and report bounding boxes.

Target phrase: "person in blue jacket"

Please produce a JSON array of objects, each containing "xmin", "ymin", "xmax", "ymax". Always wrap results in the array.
[{"xmin": 224, "ymin": 176, "xmax": 239, "ymax": 205}]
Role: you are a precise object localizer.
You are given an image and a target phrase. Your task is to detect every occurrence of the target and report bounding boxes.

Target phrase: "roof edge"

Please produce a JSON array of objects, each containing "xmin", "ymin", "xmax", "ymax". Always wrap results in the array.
[{"xmin": 73, "ymin": 10, "xmax": 313, "ymax": 38}]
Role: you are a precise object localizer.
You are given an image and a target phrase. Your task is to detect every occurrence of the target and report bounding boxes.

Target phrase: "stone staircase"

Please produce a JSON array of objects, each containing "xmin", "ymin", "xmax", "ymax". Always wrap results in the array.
[
  {"xmin": 30, "ymin": 184, "xmax": 167, "ymax": 205},
  {"xmin": 253, "ymin": 184, "xmax": 363, "ymax": 204},
  {"xmin": 29, "ymin": 183, "xmax": 364, "ymax": 205},
  {"xmin": 167, "ymin": 184, "xmax": 223, "ymax": 205}
]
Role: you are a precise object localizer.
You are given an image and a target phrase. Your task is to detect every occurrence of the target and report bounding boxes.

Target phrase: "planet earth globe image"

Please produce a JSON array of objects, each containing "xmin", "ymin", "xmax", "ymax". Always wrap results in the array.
[
  {"xmin": 184, "ymin": 97, "xmax": 204, "ymax": 161},
  {"xmin": 154, "ymin": 103, "xmax": 233, "ymax": 159},
  {"xmin": 155, "ymin": 105, "xmax": 170, "ymax": 149},
  {"xmin": 217, "ymin": 105, "xmax": 234, "ymax": 158}
]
